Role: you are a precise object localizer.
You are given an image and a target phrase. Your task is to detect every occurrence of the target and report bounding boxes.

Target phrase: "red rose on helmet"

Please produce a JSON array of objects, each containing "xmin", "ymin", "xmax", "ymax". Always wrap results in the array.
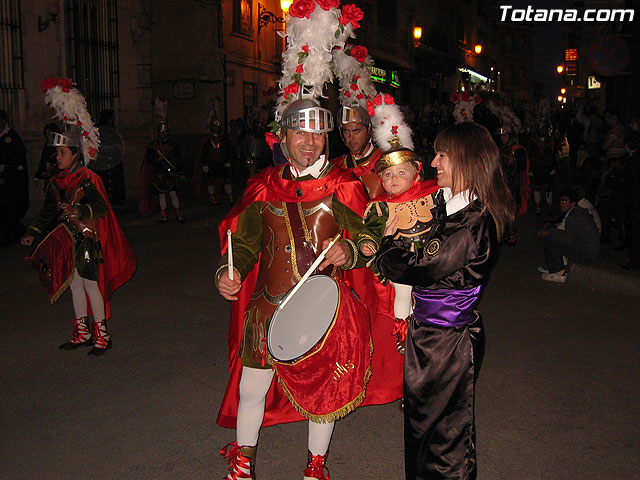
[
  {"xmin": 461, "ymin": 92, "xmax": 471, "ymax": 102},
  {"xmin": 40, "ymin": 76, "xmax": 58, "ymax": 93},
  {"xmin": 350, "ymin": 83, "xmax": 358, "ymax": 91},
  {"xmin": 373, "ymin": 94, "xmax": 382, "ymax": 106},
  {"xmin": 384, "ymin": 94, "xmax": 395, "ymax": 105},
  {"xmin": 88, "ymin": 147, "xmax": 98, "ymax": 158},
  {"xmin": 296, "ymin": 64, "xmax": 304, "ymax": 74},
  {"xmin": 366, "ymin": 101, "xmax": 376, "ymax": 117},
  {"xmin": 58, "ymin": 78, "xmax": 73, "ymax": 92},
  {"xmin": 284, "ymin": 82, "xmax": 300, "ymax": 97},
  {"xmin": 302, "ymin": 45, "xmax": 309, "ymax": 53},
  {"xmin": 391, "ymin": 126, "xmax": 398, "ymax": 135},
  {"xmin": 290, "ymin": 0, "xmax": 316, "ymax": 18},
  {"xmin": 339, "ymin": 4, "xmax": 364, "ymax": 29},
  {"xmin": 356, "ymin": 93, "xmax": 364, "ymax": 99},
  {"xmin": 344, "ymin": 91, "xmax": 351, "ymax": 98},
  {"xmin": 317, "ymin": 0, "xmax": 340, "ymax": 10},
  {"xmin": 350, "ymin": 45, "xmax": 368, "ymax": 63},
  {"xmin": 450, "ymin": 92, "xmax": 460, "ymax": 103}
]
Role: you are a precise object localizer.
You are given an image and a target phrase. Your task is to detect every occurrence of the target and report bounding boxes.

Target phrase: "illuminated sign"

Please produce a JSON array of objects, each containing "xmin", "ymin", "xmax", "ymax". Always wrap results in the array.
[
  {"xmin": 587, "ymin": 76, "xmax": 601, "ymax": 89},
  {"xmin": 367, "ymin": 66, "xmax": 400, "ymax": 88},
  {"xmin": 458, "ymin": 67, "xmax": 488, "ymax": 83},
  {"xmin": 565, "ymin": 48, "xmax": 578, "ymax": 75}
]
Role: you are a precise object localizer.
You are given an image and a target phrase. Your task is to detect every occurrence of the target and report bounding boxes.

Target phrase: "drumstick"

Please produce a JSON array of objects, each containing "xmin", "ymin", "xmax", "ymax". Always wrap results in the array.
[
  {"xmin": 227, "ymin": 229, "xmax": 234, "ymax": 281},
  {"xmin": 277, "ymin": 232, "xmax": 342, "ymax": 311}
]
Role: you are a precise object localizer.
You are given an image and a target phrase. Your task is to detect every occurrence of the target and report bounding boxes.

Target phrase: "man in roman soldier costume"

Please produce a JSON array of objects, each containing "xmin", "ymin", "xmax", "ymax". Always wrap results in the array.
[
  {"xmin": 216, "ymin": 97, "xmax": 374, "ymax": 480},
  {"xmin": 331, "ymin": 104, "xmax": 385, "ymax": 198},
  {"xmin": 22, "ymin": 76, "xmax": 136, "ymax": 355},
  {"xmin": 143, "ymin": 121, "xmax": 185, "ymax": 223}
]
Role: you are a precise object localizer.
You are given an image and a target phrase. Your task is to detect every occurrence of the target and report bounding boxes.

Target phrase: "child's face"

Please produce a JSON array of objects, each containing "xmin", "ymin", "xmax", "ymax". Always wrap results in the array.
[
  {"xmin": 56, "ymin": 146, "xmax": 79, "ymax": 170},
  {"xmin": 380, "ymin": 163, "xmax": 416, "ymax": 196}
]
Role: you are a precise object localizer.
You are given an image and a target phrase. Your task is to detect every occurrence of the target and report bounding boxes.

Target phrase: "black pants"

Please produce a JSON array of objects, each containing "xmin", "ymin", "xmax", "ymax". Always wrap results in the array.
[{"xmin": 404, "ymin": 315, "xmax": 485, "ymax": 480}]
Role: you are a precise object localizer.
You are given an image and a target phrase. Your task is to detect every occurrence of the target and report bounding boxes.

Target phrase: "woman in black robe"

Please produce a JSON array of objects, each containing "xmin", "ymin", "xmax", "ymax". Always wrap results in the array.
[{"xmin": 376, "ymin": 123, "xmax": 515, "ymax": 480}]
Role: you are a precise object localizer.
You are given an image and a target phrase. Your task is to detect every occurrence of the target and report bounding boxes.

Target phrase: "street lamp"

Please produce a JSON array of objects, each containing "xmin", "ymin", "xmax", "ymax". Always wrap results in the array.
[
  {"xmin": 474, "ymin": 44, "xmax": 483, "ymax": 55},
  {"xmin": 258, "ymin": 3, "xmax": 285, "ymax": 34},
  {"xmin": 556, "ymin": 64, "xmax": 565, "ymax": 74},
  {"xmin": 413, "ymin": 26, "xmax": 423, "ymax": 48},
  {"xmin": 560, "ymin": 88, "xmax": 566, "ymax": 95}
]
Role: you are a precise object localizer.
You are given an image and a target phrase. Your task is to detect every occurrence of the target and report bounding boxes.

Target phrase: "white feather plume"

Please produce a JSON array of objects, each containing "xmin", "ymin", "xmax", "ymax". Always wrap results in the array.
[
  {"xmin": 371, "ymin": 98, "xmax": 414, "ymax": 152},
  {"xmin": 41, "ymin": 76, "xmax": 100, "ymax": 163}
]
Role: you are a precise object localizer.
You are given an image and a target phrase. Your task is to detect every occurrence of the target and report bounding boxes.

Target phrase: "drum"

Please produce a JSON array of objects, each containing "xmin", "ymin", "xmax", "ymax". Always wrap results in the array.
[
  {"xmin": 268, "ymin": 275, "xmax": 372, "ymax": 422},
  {"xmin": 26, "ymin": 223, "xmax": 75, "ymax": 303}
]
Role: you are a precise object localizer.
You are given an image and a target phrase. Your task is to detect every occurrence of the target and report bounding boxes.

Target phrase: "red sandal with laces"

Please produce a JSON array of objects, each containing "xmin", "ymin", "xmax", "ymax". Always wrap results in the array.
[
  {"xmin": 303, "ymin": 451, "xmax": 329, "ymax": 480},
  {"xmin": 220, "ymin": 442, "xmax": 256, "ymax": 480}
]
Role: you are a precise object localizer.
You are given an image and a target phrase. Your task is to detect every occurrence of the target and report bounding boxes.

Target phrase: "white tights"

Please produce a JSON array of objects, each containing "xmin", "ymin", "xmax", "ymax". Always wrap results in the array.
[
  {"xmin": 69, "ymin": 268, "xmax": 105, "ymax": 321},
  {"xmin": 158, "ymin": 191, "xmax": 180, "ymax": 210},
  {"xmin": 393, "ymin": 282, "xmax": 413, "ymax": 319},
  {"xmin": 237, "ymin": 366, "xmax": 335, "ymax": 455}
]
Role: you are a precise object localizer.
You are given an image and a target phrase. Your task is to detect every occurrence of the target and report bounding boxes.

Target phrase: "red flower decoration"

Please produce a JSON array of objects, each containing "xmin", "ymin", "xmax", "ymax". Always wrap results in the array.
[
  {"xmin": 373, "ymin": 94, "xmax": 382, "ymax": 106},
  {"xmin": 82, "ymin": 130, "xmax": 90, "ymax": 137},
  {"xmin": 40, "ymin": 76, "xmax": 58, "ymax": 93},
  {"xmin": 474, "ymin": 94, "xmax": 483, "ymax": 104},
  {"xmin": 344, "ymin": 91, "xmax": 352, "ymax": 98},
  {"xmin": 290, "ymin": 0, "xmax": 316, "ymax": 19},
  {"xmin": 264, "ymin": 132, "xmax": 279, "ymax": 150},
  {"xmin": 391, "ymin": 126, "xmax": 398, "ymax": 135},
  {"xmin": 450, "ymin": 92, "xmax": 460, "ymax": 103},
  {"xmin": 384, "ymin": 94, "xmax": 395, "ymax": 105},
  {"xmin": 339, "ymin": 4, "xmax": 364, "ymax": 29},
  {"xmin": 302, "ymin": 45, "xmax": 309, "ymax": 53},
  {"xmin": 350, "ymin": 45, "xmax": 368, "ymax": 63},
  {"xmin": 88, "ymin": 147, "xmax": 98, "ymax": 158},
  {"xmin": 284, "ymin": 82, "xmax": 300, "ymax": 97},
  {"xmin": 350, "ymin": 83, "xmax": 358, "ymax": 91},
  {"xmin": 461, "ymin": 92, "xmax": 471, "ymax": 102},
  {"xmin": 76, "ymin": 121, "xmax": 83, "ymax": 127},
  {"xmin": 356, "ymin": 93, "xmax": 364, "ymax": 99},
  {"xmin": 296, "ymin": 64, "xmax": 304, "ymax": 74},
  {"xmin": 317, "ymin": 0, "xmax": 340, "ymax": 10},
  {"xmin": 58, "ymin": 78, "xmax": 73, "ymax": 92},
  {"xmin": 366, "ymin": 101, "xmax": 376, "ymax": 117}
]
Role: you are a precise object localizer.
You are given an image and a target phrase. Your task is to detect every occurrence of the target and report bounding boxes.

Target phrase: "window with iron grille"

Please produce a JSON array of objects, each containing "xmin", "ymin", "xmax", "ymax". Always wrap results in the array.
[
  {"xmin": 65, "ymin": 0, "xmax": 119, "ymax": 118},
  {"xmin": 0, "ymin": 0, "xmax": 24, "ymax": 121}
]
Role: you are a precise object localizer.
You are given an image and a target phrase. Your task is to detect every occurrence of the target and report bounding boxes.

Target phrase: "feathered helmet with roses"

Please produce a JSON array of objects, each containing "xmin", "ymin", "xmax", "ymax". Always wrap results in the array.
[
  {"xmin": 40, "ymin": 76, "xmax": 100, "ymax": 164},
  {"xmin": 271, "ymin": 0, "xmax": 367, "ymax": 136}
]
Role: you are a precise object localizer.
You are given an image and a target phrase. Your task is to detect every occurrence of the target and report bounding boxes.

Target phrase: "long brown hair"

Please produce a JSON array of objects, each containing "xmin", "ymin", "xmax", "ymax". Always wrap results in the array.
[{"xmin": 433, "ymin": 122, "xmax": 516, "ymax": 241}]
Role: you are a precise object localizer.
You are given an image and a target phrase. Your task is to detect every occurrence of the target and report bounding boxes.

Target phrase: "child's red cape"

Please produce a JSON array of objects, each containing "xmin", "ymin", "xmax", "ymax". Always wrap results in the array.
[
  {"xmin": 53, "ymin": 166, "xmax": 136, "ymax": 319},
  {"xmin": 216, "ymin": 163, "xmax": 406, "ymax": 428}
]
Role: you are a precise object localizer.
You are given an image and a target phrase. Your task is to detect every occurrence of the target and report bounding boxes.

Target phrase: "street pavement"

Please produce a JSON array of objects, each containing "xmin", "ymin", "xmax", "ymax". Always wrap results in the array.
[{"xmin": 1, "ymin": 195, "xmax": 639, "ymax": 480}]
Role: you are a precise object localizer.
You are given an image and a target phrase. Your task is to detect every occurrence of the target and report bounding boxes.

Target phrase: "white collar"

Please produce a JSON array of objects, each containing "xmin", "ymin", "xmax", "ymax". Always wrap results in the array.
[
  {"xmin": 441, "ymin": 187, "xmax": 477, "ymax": 215},
  {"xmin": 289, "ymin": 155, "xmax": 327, "ymax": 179}
]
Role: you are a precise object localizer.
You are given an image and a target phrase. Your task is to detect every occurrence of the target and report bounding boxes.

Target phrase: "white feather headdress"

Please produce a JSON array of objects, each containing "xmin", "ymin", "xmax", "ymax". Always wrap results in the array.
[
  {"xmin": 272, "ymin": 0, "xmax": 366, "ymax": 129},
  {"xmin": 41, "ymin": 76, "xmax": 100, "ymax": 163}
]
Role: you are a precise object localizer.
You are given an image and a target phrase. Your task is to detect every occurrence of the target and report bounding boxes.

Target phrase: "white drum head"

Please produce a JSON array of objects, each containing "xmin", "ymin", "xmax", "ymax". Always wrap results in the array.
[{"xmin": 268, "ymin": 275, "xmax": 339, "ymax": 363}]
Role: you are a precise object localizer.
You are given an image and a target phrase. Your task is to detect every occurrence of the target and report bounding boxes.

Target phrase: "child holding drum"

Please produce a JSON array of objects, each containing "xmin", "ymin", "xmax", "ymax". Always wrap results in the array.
[
  {"xmin": 22, "ymin": 78, "xmax": 135, "ymax": 356},
  {"xmin": 375, "ymin": 123, "xmax": 515, "ymax": 479},
  {"xmin": 356, "ymin": 144, "xmax": 439, "ymax": 354}
]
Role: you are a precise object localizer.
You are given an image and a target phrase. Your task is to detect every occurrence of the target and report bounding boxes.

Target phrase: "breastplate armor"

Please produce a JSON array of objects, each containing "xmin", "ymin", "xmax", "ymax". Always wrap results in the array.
[
  {"xmin": 389, "ymin": 194, "xmax": 436, "ymax": 244},
  {"xmin": 241, "ymin": 195, "xmax": 341, "ymax": 367}
]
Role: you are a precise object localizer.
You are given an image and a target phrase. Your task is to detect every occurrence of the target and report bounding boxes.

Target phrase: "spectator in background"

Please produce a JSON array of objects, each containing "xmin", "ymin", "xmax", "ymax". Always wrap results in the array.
[
  {"xmin": 537, "ymin": 188, "xmax": 600, "ymax": 283},
  {"xmin": 622, "ymin": 131, "xmax": 640, "ymax": 270},
  {"xmin": 34, "ymin": 122, "xmax": 61, "ymax": 193},
  {"xmin": 90, "ymin": 110, "xmax": 126, "ymax": 205},
  {"xmin": 0, "ymin": 109, "xmax": 29, "ymax": 247}
]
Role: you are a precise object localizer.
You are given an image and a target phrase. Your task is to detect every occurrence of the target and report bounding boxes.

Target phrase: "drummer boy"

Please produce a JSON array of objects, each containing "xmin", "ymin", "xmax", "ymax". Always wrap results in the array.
[
  {"xmin": 21, "ymin": 125, "xmax": 135, "ymax": 356},
  {"xmin": 356, "ymin": 145, "xmax": 439, "ymax": 353}
]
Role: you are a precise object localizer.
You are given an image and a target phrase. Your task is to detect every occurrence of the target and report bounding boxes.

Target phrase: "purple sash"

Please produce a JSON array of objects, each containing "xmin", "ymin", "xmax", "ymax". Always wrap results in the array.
[{"xmin": 412, "ymin": 285, "xmax": 482, "ymax": 327}]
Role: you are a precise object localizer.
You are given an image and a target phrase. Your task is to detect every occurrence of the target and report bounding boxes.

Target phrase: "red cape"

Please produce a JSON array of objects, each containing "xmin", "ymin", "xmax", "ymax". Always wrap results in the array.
[
  {"xmin": 53, "ymin": 166, "xmax": 136, "ymax": 319},
  {"xmin": 216, "ymin": 163, "xmax": 404, "ymax": 428}
]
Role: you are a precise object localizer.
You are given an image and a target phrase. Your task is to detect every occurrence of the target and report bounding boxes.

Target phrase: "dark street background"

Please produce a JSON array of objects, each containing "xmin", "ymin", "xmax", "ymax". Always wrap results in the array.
[{"xmin": 1, "ymin": 196, "xmax": 638, "ymax": 479}]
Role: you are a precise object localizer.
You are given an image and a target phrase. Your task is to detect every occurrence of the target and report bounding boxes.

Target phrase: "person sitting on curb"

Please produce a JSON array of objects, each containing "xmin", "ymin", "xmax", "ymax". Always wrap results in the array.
[{"xmin": 537, "ymin": 188, "xmax": 600, "ymax": 282}]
